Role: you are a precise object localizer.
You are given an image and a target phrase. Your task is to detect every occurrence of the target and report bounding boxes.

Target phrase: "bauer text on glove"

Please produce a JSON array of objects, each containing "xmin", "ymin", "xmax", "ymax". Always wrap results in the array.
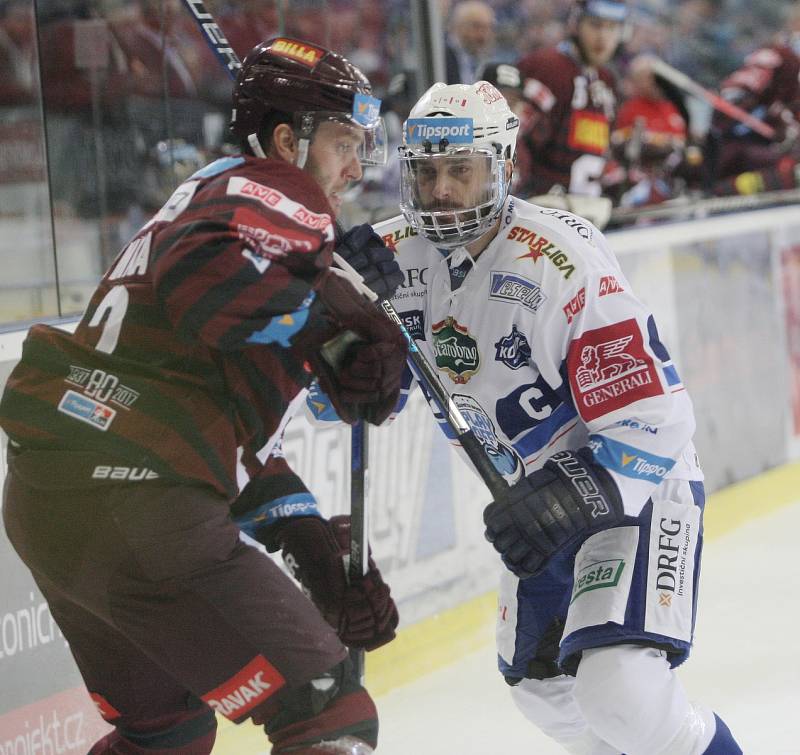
[{"xmin": 483, "ymin": 448, "xmax": 624, "ymax": 579}]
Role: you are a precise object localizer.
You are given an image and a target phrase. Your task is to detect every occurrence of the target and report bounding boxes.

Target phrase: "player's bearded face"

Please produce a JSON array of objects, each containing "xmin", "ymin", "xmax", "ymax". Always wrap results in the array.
[{"xmin": 412, "ymin": 153, "xmax": 493, "ymax": 218}]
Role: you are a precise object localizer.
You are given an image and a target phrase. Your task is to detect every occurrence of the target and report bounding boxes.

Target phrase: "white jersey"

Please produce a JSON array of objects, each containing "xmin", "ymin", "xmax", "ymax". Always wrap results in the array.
[{"xmin": 376, "ymin": 196, "xmax": 702, "ymax": 517}]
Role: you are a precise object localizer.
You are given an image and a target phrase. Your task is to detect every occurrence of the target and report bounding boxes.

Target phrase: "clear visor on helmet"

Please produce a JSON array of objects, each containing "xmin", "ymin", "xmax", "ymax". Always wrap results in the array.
[
  {"xmin": 294, "ymin": 110, "xmax": 388, "ymax": 167},
  {"xmin": 399, "ymin": 147, "xmax": 505, "ymax": 248}
]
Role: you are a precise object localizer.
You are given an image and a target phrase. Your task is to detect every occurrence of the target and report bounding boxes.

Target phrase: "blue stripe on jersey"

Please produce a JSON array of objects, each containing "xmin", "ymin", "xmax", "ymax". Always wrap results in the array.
[
  {"xmin": 512, "ymin": 402, "xmax": 579, "ymax": 458},
  {"xmin": 589, "ymin": 434, "xmax": 675, "ymax": 483},
  {"xmin": 663, "ymin": 364, "xmax": 681, "ymax": 386},
  {"xmin": 191, "ymin": 156, "xmax": 246, "ymax": 179},
  {"xmin": 234, "ymin": 493, "xmax": 321, "ymax": 538},
  {"xmin": 306, "ymin": 381, "xmax": 341, "ymax": 422}
]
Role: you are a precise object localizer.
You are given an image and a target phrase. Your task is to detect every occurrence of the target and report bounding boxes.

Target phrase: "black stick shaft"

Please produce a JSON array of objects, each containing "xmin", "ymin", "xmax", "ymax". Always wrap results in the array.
[{"xmin": 379, "ymin": 301, "xmax": 508, "ymax": 499}]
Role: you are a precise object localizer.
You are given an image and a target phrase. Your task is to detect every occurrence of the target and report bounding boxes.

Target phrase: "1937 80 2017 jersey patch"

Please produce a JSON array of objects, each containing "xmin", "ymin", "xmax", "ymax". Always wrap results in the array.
[{"xmin": 567, "ymin": 319, "xmax": 664, "ymax": 421}]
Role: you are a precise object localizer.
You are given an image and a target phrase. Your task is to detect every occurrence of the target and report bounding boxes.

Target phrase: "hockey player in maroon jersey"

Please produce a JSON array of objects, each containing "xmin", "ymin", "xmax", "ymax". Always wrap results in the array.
[
  {"xmin": 515, "ymin": 0, "xmax": 625, "ymax": 201},
  {"xmin": 0, "ymin": 38, "xmax": 407, "ymax": 755},
  {"xmin": 707, "ymin": 41, "xmax": 800, "ymax": 196}
]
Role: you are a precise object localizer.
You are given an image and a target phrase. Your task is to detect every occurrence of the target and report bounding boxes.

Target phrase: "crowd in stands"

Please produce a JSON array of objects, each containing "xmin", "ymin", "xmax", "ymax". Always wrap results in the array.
[{"xmin": 1, "ymin": 0, "xmax": 799, "ymax": 230}]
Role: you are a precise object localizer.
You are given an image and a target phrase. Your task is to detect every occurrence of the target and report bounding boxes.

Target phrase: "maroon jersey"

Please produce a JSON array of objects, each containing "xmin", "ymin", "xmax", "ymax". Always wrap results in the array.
[
  {"xmin": 0, "ymin": 156, "xmax": 336, "ymax": 501},
  {"xmin": 713, "ymin": 44, "xmax": 800, "ymax": 138},
  {"xmin": 516, "ymin": 41, "xmax": 617, "ymax": 197}
]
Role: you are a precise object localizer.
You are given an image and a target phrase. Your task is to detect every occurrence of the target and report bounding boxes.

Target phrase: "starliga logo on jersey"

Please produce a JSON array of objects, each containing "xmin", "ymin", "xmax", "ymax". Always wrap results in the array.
[
  {"xmin": 567, "ymin": 319, "xmax": 664, "ymax": 421},
  {"xmin": 432, "ymin": 316, "xmax": 480, "ymax": 383},
  {"xmin": 489, "ymin": 271, "xmax": 546, "ymax": 313},
  {"xmin": 494, "ymin": 324, "xmax": 532, "ymax": 369},
  {"xmin": 507, "ymin": 226, "xmax": 575, "ymax": 278},
  {"xmin": 405, "ymin": 118, "xmax": 474, "ymax": 144}
]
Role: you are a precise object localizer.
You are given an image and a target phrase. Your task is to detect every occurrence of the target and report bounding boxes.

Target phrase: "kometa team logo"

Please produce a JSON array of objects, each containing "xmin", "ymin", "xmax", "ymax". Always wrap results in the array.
[
  {"xmin": 432, "ymin": 316, "xmax": 480, "ymax": 383},
  {"xmin": 494, "ymin": 324, "xmax": 531, "ymax": 369}
]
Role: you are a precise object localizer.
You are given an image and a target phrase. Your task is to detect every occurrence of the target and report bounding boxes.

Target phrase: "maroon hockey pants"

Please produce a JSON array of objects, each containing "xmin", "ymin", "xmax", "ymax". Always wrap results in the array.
[{"xmin": 2, "ymin": 449, "xmax": 348, "ymax": 752}]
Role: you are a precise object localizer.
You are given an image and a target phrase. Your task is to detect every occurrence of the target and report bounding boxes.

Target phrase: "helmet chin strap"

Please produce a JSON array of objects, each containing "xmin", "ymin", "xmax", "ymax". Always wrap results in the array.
[
  {"xmin": 248, "ymin": 132, "xmax": 310, "ymax": 169},
  {"xmin": 247, "ymin": 133, "xmax": 267, "ymax": 159},
  {"xmin": 296, "ymin": 138, "xmax": 310, "ymax": 170}
]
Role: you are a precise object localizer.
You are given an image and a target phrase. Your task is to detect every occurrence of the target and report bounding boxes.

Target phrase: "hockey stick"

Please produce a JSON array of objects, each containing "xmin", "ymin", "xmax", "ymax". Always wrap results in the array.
[
  {"xmin": 178, "ymin": 0, "xmax": 509, "ymax": 498},
  {"xmin": 347, "ymin": 419, "xmax": 367, "ymax": 677},
  {"xmin": 648, "ymin": 57, "xmax": 776, "ymax": 140},
  {"xmin": 332, "ymin": 253, "xmax": 508, "ymax": 498}
]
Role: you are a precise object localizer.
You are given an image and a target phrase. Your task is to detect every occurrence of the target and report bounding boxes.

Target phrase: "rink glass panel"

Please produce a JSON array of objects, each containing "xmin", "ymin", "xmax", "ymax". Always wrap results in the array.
[{"xmin": 0, "ymin": 0, "xmax": 420, "ymax": 328}]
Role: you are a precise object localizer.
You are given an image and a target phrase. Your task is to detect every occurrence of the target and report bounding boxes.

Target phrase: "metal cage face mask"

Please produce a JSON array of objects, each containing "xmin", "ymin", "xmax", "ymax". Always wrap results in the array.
[{"xmin": 399, "ymin": 147, "xmax": 507, "ymax": 248}]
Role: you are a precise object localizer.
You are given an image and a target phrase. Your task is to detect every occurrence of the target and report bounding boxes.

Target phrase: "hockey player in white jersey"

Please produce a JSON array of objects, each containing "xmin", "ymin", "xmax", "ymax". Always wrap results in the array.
[{"xmin": 373, "ymin": 81, "xmax": 742, "ymax": 754}]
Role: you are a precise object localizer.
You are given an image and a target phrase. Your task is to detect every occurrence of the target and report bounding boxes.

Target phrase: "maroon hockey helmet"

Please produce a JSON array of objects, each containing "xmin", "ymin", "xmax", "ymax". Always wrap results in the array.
[{"xmin": 230, "ymin": 37, "xmax": 386, "ymax": 165}]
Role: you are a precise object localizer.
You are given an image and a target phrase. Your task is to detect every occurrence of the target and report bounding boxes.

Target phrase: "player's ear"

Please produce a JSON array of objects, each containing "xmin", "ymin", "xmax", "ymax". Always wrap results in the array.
[{"xmin": 270, "ymin": 123, "xmax": 298, "ymax": 163}]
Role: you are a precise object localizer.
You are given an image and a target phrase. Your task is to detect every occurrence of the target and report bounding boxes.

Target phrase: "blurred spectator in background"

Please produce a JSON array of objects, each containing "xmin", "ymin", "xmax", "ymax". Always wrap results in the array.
[
  {"xmin": 110, "ymin": 0, "xmax": 200, "ymax": 101},
  {"xmin": 0, "ymin": 0, "xmax": 37, "ymax": 106},
  {"xmin": 477, "ymin": 60, "xmax": 532, "ymax": 198},
  {"xmin": 664, "ymin": 0, "xmax": 740, "ymax": 90},
  {"xmin": 445, "ymin": 0, "xmax": 496, "ymax": 84},
  {"xmin": 478, "ymin": 61, "xmax": 525, "ymax": 113},
  {"xmin": 515, "ymin": 0, "xmax": 625, "ymax": 210},
  {"xmin": 706, "ymin": 30, "xmax": 800, "ymax": 196},
  {"xmin": 605, "ymin": 53, "xmax": 701, "ymax": 205},
  {"xmin": 219, "ymin": 0, "xmax": 278, "ymax": 59},
  {"xmin": 510, "ymin": 0, "xmax": 568, "ymax": 62}
]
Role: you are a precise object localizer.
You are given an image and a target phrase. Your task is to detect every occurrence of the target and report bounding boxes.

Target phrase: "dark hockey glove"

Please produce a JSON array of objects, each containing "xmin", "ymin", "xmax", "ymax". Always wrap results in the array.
[
  {"xmin": 302, "ymin": 270, "xmax": 407, "ymax": 425},
  {"xmin": 483, "ymin": 448, "xmax": 624, "ymax": 579},
  {"xmin": 335, "ymin": 224, "xmax": 404, "ymax": 302},
  {"xmin": 277, "ymin": 515, "xmax": 399, "ymax": 651}
]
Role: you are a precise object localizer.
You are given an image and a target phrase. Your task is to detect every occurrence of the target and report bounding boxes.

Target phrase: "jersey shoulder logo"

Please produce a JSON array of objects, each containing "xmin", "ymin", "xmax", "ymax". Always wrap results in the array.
[
  {"xmin": 494, "ymin": 324, "xmax": 532, "ymax": 370},
  {"xmin": 568, "ymin": 319, "xmax": 663, "ymax": 421},
  {"xmin": 432, "ymin": 316, "xmax": 480, "ymax": 383}
]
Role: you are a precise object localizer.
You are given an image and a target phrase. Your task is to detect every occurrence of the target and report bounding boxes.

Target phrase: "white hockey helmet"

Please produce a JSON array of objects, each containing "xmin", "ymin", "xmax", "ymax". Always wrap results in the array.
[{"xmin": 399, "ymin": 81, "xmax": 520, "ymax": 248}]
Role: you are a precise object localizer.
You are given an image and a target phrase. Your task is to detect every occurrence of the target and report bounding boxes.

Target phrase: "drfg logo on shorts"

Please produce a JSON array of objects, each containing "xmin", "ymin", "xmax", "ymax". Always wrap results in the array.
[
  {"xmin": 202, "ymin": 656, "xmax": 285, "ymax": 720},
  {"xmin": 645, "ymin": 499, "xmax": 700, "ymax": 642},
  {"xmin": 431, "ymin": 316, "xmax": 480, "ymax": 383}
]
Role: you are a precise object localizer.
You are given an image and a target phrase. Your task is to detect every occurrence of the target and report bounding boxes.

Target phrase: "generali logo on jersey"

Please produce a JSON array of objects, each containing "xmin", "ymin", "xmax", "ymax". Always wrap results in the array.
[
  {"xmin": 201, "ymin": 656, "xmax": 285, "ymax": 720},
  {"xmin": 432, "ymin": 316, "xmax": 480, "ymax": 383},
  {"xmin": 567, "ymin": 319, "xmax": 663, "ymax": 421}
]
